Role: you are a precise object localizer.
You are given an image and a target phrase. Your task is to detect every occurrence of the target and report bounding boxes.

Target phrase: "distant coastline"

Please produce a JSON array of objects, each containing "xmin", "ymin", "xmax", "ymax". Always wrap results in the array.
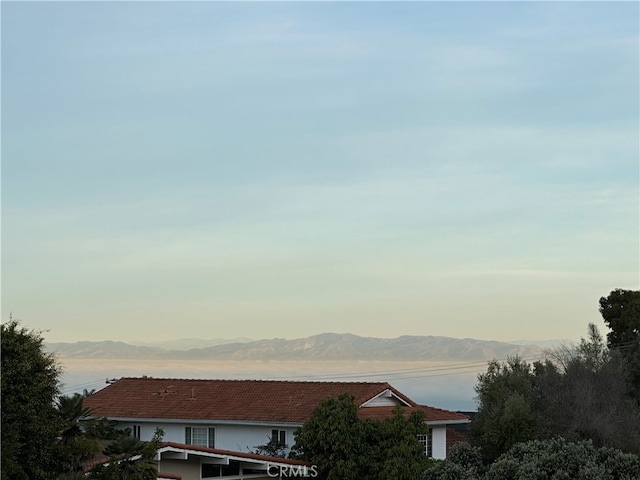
[
  {"xmin": 50, "ymin": 332, "xmax": 570, "ymax": 412},
  {"xmin": 46, "ymin": 332, "xmax": 557, "ymax": 362}
]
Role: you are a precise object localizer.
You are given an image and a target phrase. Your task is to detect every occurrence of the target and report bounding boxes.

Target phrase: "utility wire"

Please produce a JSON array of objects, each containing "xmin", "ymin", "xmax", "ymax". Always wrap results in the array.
[
  {"xmin": 61, "ymin": 378, "xmax": 110, "ymax": 395},
  {"xmin": 264, "ymin": 353, "xmax": 550, "ymax": 381},
  {"xmin": 61, "ymin": 346, "xmax": 605, "ymax": 391}
]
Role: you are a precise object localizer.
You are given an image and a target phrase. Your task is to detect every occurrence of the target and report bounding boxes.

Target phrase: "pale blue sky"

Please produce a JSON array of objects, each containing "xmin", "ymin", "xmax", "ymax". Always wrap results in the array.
[{"xmin": 2, "ymin": 1, "xmax": 638, "ymax": 343}]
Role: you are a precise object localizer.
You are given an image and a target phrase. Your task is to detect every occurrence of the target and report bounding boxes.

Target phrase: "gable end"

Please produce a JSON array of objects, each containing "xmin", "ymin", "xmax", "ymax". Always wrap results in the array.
[{"xmin": 360, "ymin": 388, "xmax": 413, "ymax": 407}]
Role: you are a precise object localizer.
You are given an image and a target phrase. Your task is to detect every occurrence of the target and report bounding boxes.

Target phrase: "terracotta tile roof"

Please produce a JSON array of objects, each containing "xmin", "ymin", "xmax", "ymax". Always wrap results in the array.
[
  {"xmin": 160, "ymin": 442, "xmax": 311, "ymax": 465},
  {"xmin": 83, "ymin": 455, "xmax": 112, "ymax": 472},
  {"xmin": 158, "ymin": 474, "xmax": 181, "ymax": 480},
  {"xmin": 84, "ymin": 377, "xmax": 416, "ymax": 424},
  {"xmin": 423, "ymin": 405, "xmax": 469, "ymax": 423},
  {"xmin": 83, "ymin": 453, "xmax": 141, "ymax": 472},
  {"xmin": 357, "ymin": 406, "xmax": 469, "ymax": 423}
]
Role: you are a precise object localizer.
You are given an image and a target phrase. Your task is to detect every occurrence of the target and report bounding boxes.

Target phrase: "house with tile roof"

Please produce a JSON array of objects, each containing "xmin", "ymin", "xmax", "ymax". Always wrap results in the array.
[
  {"xmin": 83, "ymin": 377, "xmax": 469, "ymax": 466},
  {"xmin": 156, "ymin": 443, "xmax": 318, "ymax": 480},
  {"xmin": 89, "ymin": 442, "xmax": 316, "ymax": 480}
]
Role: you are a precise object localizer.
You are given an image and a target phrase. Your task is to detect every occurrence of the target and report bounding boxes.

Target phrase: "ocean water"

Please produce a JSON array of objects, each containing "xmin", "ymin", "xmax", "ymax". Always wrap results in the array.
[{"xmin": 59, "ymin": 358, "xmax": 479, "ymax": 411}]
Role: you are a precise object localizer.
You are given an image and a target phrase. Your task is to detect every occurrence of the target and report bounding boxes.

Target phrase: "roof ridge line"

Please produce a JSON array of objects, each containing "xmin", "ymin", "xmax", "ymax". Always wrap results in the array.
[{"xmin": 117, "ymin": 377, "xmax": 390, "ymax": 384}]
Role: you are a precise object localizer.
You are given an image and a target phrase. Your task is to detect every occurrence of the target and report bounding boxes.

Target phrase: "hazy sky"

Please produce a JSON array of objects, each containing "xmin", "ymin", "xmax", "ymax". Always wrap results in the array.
[{"xmin": 2, "ymin": 1, "xmax": 638, "ymax": 344}]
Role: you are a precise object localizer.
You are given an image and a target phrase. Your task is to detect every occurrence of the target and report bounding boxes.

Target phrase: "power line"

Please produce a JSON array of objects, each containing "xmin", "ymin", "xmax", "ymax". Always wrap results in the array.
[
  {"xmin": 61, "ymin": 378, "xmax": 110, "ymax": 395},
  {"xmin": 264, "ymin": 353, "xmax": 549, "ymax": 382},
  {"xmin": 57, "ymin": 351, "xmax": 558, "ymax": 391}
]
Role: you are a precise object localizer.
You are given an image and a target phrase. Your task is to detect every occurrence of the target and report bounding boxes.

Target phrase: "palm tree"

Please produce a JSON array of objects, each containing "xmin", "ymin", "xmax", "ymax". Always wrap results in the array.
[
  {"xmin": 56, "ymin": 472, "xmax": 87, "ymax": 480},
  {"xmin": 56, "ymin": 393, "xmax": 101, "ymax": 472},
  {"xmin": 89, "ymin": 428, "xmax": 164, "ymax": 480},
  {"xmin": 57, "ymin": 393, "xmax": 94, "ymax": 444}
]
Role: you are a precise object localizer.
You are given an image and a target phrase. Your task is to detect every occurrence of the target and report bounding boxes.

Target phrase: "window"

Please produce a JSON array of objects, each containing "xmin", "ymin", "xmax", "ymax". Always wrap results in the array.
[
  {"xmin": 185, "ymin": 426, "xmax": 215, "ymax": 448},
  {"xmin": 132, "ymin": 425, "xmax": 141, "ymax": 439},
  {"xmin": 417, "ymin": 428, "xmax": 433, "ymax": 457},
  {"xmin": 271, "ymin": 429, "xmax": 286, "ymax": 445},
  {"xmin": 202, "ymin": 461, "xmax": 240, "ymax": 478},
  {"xmin": 417, "ymin": 434, "xmax": 427, "ymax": 454},
  {"xmin": 202, "ymin": 464, "xmax": 220, "ymax": 478}
]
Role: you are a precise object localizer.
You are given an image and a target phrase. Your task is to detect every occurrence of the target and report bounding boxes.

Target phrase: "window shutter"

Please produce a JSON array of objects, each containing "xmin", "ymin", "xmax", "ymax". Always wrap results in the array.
[
  {"xmin": 208, "ymin": 428, "xmax": 215, "ymax": 448},
  {"xmin": 185, "ymin": 427, "xmax": 192, "ymax": 445}
]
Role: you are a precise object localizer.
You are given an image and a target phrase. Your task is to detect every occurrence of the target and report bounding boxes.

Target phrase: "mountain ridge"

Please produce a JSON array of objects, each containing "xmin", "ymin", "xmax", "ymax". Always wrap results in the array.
[
  {"xmin": 134, "ymin": 337, "xmax": 254, "ymax": 350},
  {"xmin": 46, "ymin": 332, "xmax": 546, "ymax": 362}
]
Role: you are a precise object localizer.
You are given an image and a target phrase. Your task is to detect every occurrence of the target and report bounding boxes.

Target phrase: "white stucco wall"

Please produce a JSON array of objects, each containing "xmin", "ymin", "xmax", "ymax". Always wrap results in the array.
[
  {"xmin": 431, "ymin": 425, "xmax": 447, "ymax": 460},
  {"xmin": 215, "ymin": 424, "xmax": 298, "ymax": 452},
  {"xmin": 116, "ymin": 419, "xmax": 453, "ymax": 460},
  {"xmin": 117, "ymin": 420, "xmax": 299, "ymax": 454},
  {"xmin": 157, "ymin": 457, "xmax": 200, "ymax": 480}
]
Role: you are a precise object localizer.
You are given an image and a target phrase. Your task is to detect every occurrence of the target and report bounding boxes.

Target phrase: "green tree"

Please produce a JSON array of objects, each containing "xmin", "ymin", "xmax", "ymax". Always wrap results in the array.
[
  {"xmin": 544, "ymin": 324, "xmax": 640, "ymax": 453},
  {"xmin": 251, "ymin": 435, "xmax": 288, "ymax": 458},
  {"xmin": 1, "ymin": 319, "xmax": 62, "ymax": 480},
  {"xmin": 471, "ymin": 324, "xmax": 640, "ymax": 462},
  {"xmin": 290, "ymin": 395, "xmax": 430, "ymax": 480},
  {"xmin": 290, "ymin": 394, "xmax": 365, "ymax": 480},
  {"xmin": 88, "ymin": 428, "xmax": 164, "ymax": 480},
  {"xmin": 600, "ymin": 288, "xmax": 640, "ymax": 404},
  {"xmin": 367, "ymin": 407, "xmax": 431, "ymax": 480},
  {"xmin": 84, "ymin": 416, "xmax": 127, "ymax": 441},
  {"xmin": 55, "ymin": 393, "xmax": 102, "ymax": 473},
  {"xmin": 56, "ymin": 473, "xmax": 88, "ymax": 480},
  {"xmin": 600, "ymin": 289, "xmax": 640, "ymax": 348},
  {"xmin": 469, "ymin": 357, "xmax": 535, "ymax": 463}
]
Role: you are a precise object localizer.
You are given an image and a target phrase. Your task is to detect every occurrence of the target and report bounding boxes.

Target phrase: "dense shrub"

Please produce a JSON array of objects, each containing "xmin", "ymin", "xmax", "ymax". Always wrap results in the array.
[
  {"xmin": 484, "ymin": 438, "xmax": 640, "ymax": 480},
  {"xmin": 423, "ymin": 438, "xmax": 640, "ymax": 480},
  {"xmin": 422, "ymin": 443, "xmax": 484, "ymax": 480}
]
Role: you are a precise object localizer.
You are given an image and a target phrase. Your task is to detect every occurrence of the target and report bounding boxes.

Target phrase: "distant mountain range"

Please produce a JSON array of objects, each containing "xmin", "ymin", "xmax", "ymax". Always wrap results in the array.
[
  {"xmin": 46, "ymin": 333, "xmax": 551, "ymax": 362},
  {"xmin": 135, "ymin": 337, "xmax": 253, "ymax": 351}
]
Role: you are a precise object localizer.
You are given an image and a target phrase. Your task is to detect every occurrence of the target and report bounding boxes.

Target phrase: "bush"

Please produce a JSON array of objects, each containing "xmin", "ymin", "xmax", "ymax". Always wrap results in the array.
[
  {"xmin": 421, "ymin": 443, "xmax": 484, "ymax": 480},
  {"xmin": 485, "ymin": 438, "xmax": 640, "ymax": 480}
]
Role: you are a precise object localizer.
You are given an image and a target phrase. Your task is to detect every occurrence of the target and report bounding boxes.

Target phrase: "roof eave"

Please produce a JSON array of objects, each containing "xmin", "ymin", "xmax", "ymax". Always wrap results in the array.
[
  {"xmin": 99, "ymin": 416, "xmax": 304, "ymax": 427},
  {"xmin": 426, "ymin": 419, "xmax": 470, "ymax": 426}
]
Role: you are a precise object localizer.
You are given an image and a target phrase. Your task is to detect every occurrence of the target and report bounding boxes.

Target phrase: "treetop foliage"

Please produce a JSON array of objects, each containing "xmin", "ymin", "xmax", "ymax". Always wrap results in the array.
[
  {"xmin": 251, "ymin": 436, "xmax": 289, "ymax": 458},
  {"xmin": 290, "ymin": 394, "xmax": 431, "ymax": 480},
  {"xmin": 1, "ymin": 319, "xmax": 62, "ymax": 480},
  {"xmin": 599, "ymin": 289, "xmax": 640, "ymax": 404},
  {"xmin": 88, "ymin": 428, "xmax": 164, "ymax": 480},
  {"xmin": 1, "ymin": 318, "xmax": 161, "ymax": 480},
  {"xmin": 599, "ymin": 289, "xmax": 640, "ymax": 348},
  {"xmin": 470, "ymin": 321, "xmax": 640, "ymax": 463}
]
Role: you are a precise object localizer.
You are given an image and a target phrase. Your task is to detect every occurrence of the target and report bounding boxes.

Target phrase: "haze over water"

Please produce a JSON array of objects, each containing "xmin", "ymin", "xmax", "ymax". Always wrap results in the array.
[{"xmin": 59, "ymin": 358, "xmax": 480, "ymax": 411}]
